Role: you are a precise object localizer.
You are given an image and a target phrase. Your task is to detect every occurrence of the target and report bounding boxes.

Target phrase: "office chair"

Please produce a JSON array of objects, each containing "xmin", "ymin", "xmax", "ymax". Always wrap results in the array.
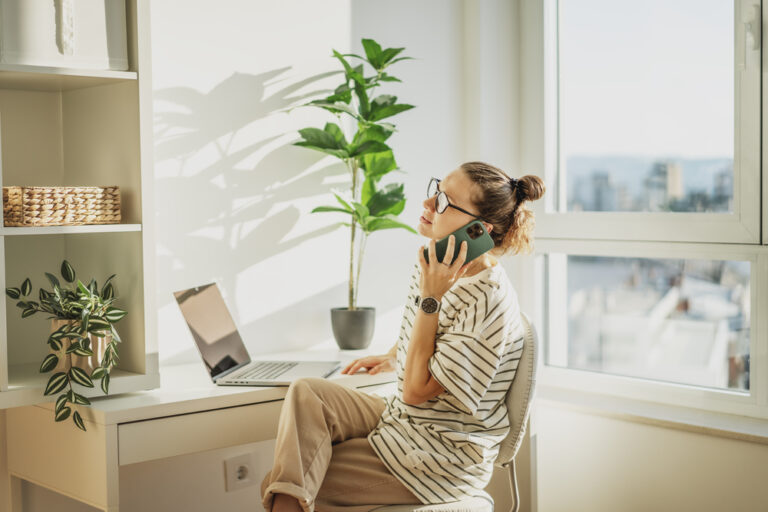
[{"xmin": 374, "ymin": 311, "xmax": 539, "ymax": 512}]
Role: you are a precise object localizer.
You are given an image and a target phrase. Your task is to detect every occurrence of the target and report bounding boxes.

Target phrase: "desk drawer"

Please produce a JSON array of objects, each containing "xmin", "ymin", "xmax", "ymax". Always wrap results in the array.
[{"xmin": 118, "ymin": 400, "xmax": 283, "ymax": 465}]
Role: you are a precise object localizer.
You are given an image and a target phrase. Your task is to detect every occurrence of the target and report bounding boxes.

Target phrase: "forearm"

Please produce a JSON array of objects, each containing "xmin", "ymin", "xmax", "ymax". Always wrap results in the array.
[{"xmin": 402, "ymin": 306, "xmax": 442, "ymax": 403}]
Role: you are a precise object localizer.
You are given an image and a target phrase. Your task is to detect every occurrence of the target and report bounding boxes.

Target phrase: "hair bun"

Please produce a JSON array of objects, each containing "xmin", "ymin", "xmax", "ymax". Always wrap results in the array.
[{"xmin": 516, "ymin": 175, "xmax": 546, "ymax": 202}]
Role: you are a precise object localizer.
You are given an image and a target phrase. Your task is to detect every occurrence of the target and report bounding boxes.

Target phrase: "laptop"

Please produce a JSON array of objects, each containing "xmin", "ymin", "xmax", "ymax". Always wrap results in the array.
[{"xmin": 173, "ymin": 283, "xmax": 341, "ymax": 386}]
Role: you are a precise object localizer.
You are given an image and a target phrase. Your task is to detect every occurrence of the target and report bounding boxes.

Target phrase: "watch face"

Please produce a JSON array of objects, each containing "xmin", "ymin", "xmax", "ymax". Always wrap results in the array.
[{"xmin": 421, "ymin": 297, "xmax": 439, "ymax": 314}]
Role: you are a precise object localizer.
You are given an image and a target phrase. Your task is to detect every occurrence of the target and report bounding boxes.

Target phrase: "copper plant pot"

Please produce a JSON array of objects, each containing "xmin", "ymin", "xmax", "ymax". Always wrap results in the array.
[{"xmin": 49, "ymin": 319, "xmax": 111, "ymax": 375}]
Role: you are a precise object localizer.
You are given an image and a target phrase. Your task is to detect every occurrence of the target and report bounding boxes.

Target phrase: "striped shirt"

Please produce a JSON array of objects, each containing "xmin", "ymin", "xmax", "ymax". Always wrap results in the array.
[{"xmin": 368, "ymin": 261, "xmax": 524, "ymax": 504}]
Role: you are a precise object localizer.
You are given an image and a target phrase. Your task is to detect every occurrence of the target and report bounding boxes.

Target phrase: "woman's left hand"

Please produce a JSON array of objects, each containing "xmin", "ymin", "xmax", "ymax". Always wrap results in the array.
[{"xmin": 418, "ymin": 235, "xmax": 471, "ymax": 300}]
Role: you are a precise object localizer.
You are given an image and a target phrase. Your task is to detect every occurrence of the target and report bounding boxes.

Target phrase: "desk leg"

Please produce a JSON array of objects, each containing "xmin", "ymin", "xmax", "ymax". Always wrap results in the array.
[{"xmin": 9, "ymin": 476, "xmax": 22, "ymax": 512}]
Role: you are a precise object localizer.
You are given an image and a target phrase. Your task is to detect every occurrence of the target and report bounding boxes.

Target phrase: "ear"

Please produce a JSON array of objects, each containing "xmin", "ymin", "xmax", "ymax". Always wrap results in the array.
[{"xmin": 483, "ymin": 221, "xmax": 493, "ymax": 234}]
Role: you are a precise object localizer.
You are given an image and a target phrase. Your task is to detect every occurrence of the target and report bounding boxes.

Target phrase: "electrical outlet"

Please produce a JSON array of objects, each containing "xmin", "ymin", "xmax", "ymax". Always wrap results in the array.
[{"xmin": 224, "ymin": 453, "xmax": 256, "ymax": 492}]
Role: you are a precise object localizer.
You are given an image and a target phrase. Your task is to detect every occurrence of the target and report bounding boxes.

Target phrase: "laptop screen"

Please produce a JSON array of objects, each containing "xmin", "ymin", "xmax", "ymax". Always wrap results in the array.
[{"xmin": 173, "ymin": 283, "xmax": 251, "ymax": 378}]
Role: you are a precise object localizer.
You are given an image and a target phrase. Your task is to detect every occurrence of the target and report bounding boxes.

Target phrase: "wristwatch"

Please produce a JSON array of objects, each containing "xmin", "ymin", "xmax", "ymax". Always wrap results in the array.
[{"xmin": 415, "ymin": 295, "xmax": 441, "ymax": 315}]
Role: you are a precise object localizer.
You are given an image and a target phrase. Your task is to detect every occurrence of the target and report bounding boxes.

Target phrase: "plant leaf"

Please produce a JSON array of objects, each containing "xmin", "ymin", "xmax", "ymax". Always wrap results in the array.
[
  {"xmin": 71, "ymin": 392, "xmax": 91, "ymax": 406},
  {"xmin": 20, "ymin": 278, "xmax": 32, "ymax": 296},
  {"xmin": 293, "ymin": 142, "xmax": 349, "ymax": 159},
  {"xmin": 325, "ymin": 83, "xmax": 352, "ymax": 104},
  {"xmin": 72, "ymin": 410, "xmax": 86, "ymax": 431},
  {"xmin": 101, "ymin": 373, "xmax": 111, "ymax": 394},
  {"xmin": 352, "ymin": 124, "xmax": 394, "ymax": 147},
  {"xmin": 66, "ymin": 340, "xmax": 83, "ymax": 354},
  {"xmin": 69, "ymin": 367, "xmax": 94, "ymax": 388},
  {"xmin": 91, "ymin": 367, "xmax": 106, "ymax": 380},
  {"xmin": 369, "ymin": 103, "xmax": 415, "ymax": 122},
  {"xmin": 72, "ymin": 347, "xmax": 94, "ymax": 357},
  {"xmin": 48, "ymin": 337, "xmax": 63, "ymax": 351},
  {"xmin": 386, "ymin": 56, "xmax": 415, "ymax": 66},
  {"xmin": 305, "ymin": 100, "xmax": 362, "ymax": 120},
  {"xmin": 311, "ymin": 206, "xmax": 353, "ymax": 215},
  {"xmin": 361, "ymin": 177, "xmax": 376, "ymax": 207},
  {"xmin": 351, "ymin": 201, "xmax": 370, "ymax": 224},
  {"xmin": 353, "ymin": 69, "xmax": 370, "ymax": 119},
  {"xmin": 5, "ymin": 287, "xmax": 20, "ymax": 299},
  {"xmin": 44, "ymin": 372, "xmax": 68, "ymax": 396},
  {"xmin": 21, "ymin": 307, "xmax": 36, "ymax": 318},
  {"xmin": 102, "ymin": 282, "xmax": 115, "ymax": 300},
  {"xmin": 88, "ymin": 317, "xmax": 111, "ymax": 330},
  {"xmin": 104, "ymin": 308, "xmax": 127, "ymax": 323},
  {"xmin": 332, "ymin": 49, "xmax": 365, "ymax": 85},
  {"xmin": 45, "ymin": 272, "xmax": 61, "ymax": 289},
  {"xmin": 61, "ymin": 260, "xmax": 76, "ymax": 283},
  {"xmin": 297, "ymin": 127, "xmax": 342, "ymax": 150},
  {"xmin": 366, "ymin": 183, "xmax": 406, "ymax": 216},
  {"xmin": 366, "ymin": 214, "xmax": 418, "ymax": 234},
  {"xmin": 361, "ymin": 150, "xmax": 398, "ymax": 179},
  {"xmin": 380, "ymin": 47, "xmax": 407, "ymax": 66},
  {"xmin": 77, "ymin": 280, "xmax": 91, "ymax": 297},
  {"xmin": 55, "ymin": 406, "xmax": 71, "ymax": 422},
  {"xmin": 349, "ymin": 140, "xmax": 389, "ymax": 158},
  {"xmin": 101, "ymin": 274, "xmax": 116, "ymax": 296},
  {"xmin": 361, "ymin": 38, "xmax": 384, "ymax": 69},
  {"xmin": 333, "ymin": 192, "xmax": 353, "ymax": 212},
  {"xmin": 40, "ymin": 353, "xmax": 59, "ymax": 373},
  {"xmin": 324, "ymin": 122, "xmax": 347, "ymax": 147},
  {"xmin": 55, "ymin": 393, "xmax": 69, "ymax": 413},
  {"xmin": 377, "ymin": 73, "xmax": 402, "ymax": 82}
]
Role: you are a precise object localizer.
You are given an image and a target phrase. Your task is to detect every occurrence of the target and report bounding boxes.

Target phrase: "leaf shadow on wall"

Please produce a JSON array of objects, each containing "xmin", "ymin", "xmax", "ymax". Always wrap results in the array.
[{"xmin": 153, "ymin": 67, "xmax": 383, "ymax": 363}]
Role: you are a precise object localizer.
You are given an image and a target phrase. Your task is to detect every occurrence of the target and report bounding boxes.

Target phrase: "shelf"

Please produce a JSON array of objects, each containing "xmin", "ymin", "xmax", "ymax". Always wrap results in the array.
[
  {"xmin": 0, "ymin": 64, "xmax": 137, "ymax": 92},
  {"xmin": 0, "ymin": 224, "xmax": 142, "ymax": 236},
  {"xmin": 0, "ymin": 362, "xmax": 159, "ymax": 410}
]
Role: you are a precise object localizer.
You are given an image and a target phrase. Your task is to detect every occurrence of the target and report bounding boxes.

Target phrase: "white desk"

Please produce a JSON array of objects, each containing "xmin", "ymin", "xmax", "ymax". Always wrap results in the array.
[{"xmin": 5, "ymin": 348, "xmax": 397, "ymax": 512}]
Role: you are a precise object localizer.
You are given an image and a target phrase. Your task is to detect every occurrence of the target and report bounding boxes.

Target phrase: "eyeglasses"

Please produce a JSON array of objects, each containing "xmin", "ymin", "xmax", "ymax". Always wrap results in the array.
[{"xmin": 427, "ymin": 177, "xmax": 484, "ymax": 221}]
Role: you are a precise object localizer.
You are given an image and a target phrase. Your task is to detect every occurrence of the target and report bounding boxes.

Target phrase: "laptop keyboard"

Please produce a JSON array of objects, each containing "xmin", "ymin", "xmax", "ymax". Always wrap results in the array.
[{"xmin": 227, "ymin": 361, "xmax": 299, "ymax": 381}]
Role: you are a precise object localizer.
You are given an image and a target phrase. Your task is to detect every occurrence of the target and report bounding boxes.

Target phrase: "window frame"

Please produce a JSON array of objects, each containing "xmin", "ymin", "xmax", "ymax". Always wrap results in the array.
[
  {"xmin": 518, "ymin": 0, "xmax": 767, "ymax": 419},
  {"xmin": 536, "ymin": 239, "xmax": 767, "ymax": 419},
  {"xmin": 530, "ymin": 0, "xmax": 761, "ymax": 244}
]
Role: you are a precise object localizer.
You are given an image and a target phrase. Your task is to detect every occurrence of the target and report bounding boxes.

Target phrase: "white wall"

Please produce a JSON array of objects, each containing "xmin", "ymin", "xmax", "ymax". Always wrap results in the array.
[
  {"xmin": 151, "ymin": 0, "xmax": 481, "ymax": 366},
  {"xmin": 533, "ymin": 402, "xmax": 768, "ymax": 511}
]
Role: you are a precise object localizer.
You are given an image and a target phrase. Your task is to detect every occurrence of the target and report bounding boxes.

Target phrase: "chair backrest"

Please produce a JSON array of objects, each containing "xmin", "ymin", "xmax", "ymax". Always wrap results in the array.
[{"xmin": 495, "ymin": 311, "xmax": 539, "ymax": 467}]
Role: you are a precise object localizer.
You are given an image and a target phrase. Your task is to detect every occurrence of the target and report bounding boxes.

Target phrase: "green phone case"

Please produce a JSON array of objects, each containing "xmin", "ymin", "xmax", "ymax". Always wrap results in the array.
[{"xmin": 423, "ymin": 219, "xmax": 495, "ymax": 265}]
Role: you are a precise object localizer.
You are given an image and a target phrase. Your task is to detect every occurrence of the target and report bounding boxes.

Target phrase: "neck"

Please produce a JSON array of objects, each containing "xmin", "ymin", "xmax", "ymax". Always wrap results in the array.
[{"xmin": 463, "ymin": 253, "xmax": 497, "ymax": 277}]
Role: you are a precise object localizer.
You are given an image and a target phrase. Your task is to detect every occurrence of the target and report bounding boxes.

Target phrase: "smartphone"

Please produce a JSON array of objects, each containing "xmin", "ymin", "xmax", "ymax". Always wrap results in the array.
[{"xmin": 423, "ymin": 219, "xmax": 495, "ymax": 265}]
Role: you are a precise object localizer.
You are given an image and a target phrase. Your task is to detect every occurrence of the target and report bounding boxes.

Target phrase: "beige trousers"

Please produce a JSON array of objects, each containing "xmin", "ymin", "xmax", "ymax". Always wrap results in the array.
[{"xmin": 260, "ymin": 377, "xmax": 421, "ymax": 512}]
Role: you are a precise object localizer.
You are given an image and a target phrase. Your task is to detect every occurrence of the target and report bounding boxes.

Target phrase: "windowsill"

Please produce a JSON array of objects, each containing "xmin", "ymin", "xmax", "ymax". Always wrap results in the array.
[{"xmin": 535, "ymin": 384, "xmax": 768, "ymax": 445}]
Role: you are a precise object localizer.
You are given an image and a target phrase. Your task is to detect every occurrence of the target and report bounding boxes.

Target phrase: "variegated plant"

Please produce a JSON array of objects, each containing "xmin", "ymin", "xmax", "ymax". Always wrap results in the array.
[{"xmin": 5, "ymin": 260, "xmax": 127, "ymax": 431}]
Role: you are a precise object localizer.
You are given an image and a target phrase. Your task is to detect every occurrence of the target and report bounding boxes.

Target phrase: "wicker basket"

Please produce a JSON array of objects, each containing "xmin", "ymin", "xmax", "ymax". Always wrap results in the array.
[{"xmin": 2, "ymin": 186, "xmax": 121, "ymax": 227}]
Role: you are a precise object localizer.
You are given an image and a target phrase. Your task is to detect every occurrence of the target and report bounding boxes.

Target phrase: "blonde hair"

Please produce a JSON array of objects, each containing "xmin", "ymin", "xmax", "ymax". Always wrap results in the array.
[{"xmin": 459, "ymin": 161, "xmax": 546, "ymax": 256}]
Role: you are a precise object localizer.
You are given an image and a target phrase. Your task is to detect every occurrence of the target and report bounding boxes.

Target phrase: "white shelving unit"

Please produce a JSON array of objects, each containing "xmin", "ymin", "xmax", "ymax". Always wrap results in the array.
[{"xmin": 0, "ymin": 0, "xmax": 159, "ymax": 409}]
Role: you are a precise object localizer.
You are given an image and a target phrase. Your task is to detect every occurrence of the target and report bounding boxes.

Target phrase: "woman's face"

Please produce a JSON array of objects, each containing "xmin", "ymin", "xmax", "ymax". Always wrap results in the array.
[{"xmin": 418, "ymin": 168, "xmax": 493, "ymax": 240}]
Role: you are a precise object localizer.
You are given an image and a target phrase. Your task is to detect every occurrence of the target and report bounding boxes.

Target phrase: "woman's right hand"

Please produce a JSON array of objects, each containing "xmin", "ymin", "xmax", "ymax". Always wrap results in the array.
[{"xmin": 341, "ymin": 354, "xmax": 395, "ymax": 375}]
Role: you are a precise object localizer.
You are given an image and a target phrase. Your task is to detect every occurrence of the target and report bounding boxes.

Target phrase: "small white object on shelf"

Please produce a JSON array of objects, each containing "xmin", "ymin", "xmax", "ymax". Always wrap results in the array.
[{"xmin": 0, "ymin": 0, "xmax": 128, "ymax": 71}]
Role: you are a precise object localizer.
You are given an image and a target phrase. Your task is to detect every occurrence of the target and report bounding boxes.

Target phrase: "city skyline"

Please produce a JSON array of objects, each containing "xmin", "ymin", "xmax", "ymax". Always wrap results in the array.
[{"xmin": 566, "ymin": 154, "xmax": 733, "ymax": 213}]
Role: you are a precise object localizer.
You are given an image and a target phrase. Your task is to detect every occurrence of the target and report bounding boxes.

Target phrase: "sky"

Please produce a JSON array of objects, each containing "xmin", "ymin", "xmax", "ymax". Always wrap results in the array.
[{"xmin": 559, "ymin": 0, "xmax": 734, "ymax": 159}]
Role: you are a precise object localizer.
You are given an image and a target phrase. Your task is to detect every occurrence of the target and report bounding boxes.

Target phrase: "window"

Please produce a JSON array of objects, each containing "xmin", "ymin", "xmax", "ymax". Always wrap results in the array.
[
  {"xmin": 520, "ymin": 0, "xmax": 766, "ymax": 418},
  {"xmin": 548, "ymin": 254, "xmax": 750, "ymax": 391}
]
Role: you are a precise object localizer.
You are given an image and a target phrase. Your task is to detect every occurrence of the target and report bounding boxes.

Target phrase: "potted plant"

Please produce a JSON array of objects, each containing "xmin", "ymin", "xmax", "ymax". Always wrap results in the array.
[
  {"xmin": 294, "ymin": 38, "xmax": 417, "ymax": 349},
  {"xmin": 5, "ymin": 260, "xmax": 127, "ymax": 431}
]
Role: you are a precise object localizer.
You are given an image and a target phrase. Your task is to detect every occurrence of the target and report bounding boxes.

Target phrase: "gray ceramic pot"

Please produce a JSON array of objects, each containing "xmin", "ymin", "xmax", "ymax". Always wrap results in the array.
[{"xmin": 331, "ymin": 307, "xmax": 375, "ymax": 350}]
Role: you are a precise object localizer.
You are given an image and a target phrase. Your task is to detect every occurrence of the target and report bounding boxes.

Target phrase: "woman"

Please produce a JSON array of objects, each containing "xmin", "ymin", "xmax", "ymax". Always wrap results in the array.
[{"xmin": 261, "ymin": 161, "xmax": 545, "ymax": 512}]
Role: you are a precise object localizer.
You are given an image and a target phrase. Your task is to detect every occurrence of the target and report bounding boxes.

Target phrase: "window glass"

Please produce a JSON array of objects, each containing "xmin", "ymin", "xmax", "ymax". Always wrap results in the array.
[
  {"xmin": 548, "ymin": 255, "xmax": 750, "ymax": 391},
  {"xmin": 559, "ymin": 0, "xmax": 734, "ymax": 213}
]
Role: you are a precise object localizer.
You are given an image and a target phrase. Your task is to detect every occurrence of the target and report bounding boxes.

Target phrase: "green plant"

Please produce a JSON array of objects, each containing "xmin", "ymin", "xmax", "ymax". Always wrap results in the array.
[
  {"xmin": 295, "ymin": 38, "xmax": 417, "ymax": 309},
  {"xmin": 5, "ymin": 260, "xmax": 127, "ymax": 431}
]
